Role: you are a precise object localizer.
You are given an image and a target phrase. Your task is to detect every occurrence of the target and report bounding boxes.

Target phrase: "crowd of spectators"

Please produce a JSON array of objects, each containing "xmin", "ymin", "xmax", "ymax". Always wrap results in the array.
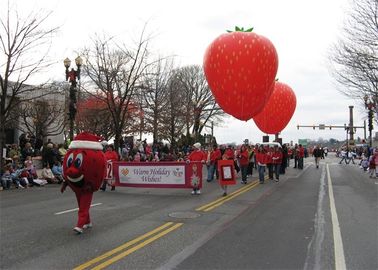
[{"xmin": 1, "ymin": 133, "xmax": 65, "ymax": 190}]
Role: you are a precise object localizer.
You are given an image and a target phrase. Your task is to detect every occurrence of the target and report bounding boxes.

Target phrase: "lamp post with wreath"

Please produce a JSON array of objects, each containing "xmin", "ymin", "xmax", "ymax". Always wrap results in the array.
[
  {"xmin": 64, "ymin": 56, "xmax": 83, "ymax": 142},
  {"xmin": 364, "ymin": 95, "xmax": 375, "ymax": 147}
]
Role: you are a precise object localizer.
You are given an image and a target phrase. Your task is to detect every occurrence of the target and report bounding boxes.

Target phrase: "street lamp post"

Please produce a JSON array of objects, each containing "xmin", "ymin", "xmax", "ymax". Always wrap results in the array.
[
  {"xmin": 364, "ymin": 95, "xmax": 375, "ymax": 147},
  {"xmin": 64, "ymin": 56, "xmax": 82, "ymax": 141}
]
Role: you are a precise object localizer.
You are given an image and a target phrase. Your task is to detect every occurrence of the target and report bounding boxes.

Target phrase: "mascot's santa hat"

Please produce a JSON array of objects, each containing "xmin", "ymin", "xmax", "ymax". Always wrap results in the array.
[{"xmin": 69, "ymin": 132, "xmax": 104, "ymax": 150}]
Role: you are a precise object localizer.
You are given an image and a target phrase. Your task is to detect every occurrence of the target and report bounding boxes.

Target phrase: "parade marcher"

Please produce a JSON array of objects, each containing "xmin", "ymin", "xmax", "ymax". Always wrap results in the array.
[
  {"xmin": 206, "ymin": 144, "xmax": 221, "ymax": 182},
  {"xmin": 238, "ymin": 144, "xmax": 249, "ymax": 184},
  {"xmin": 224, "ymin": 145, "xmax": 238, "ymax": 173},
  {"xmin": 255, "ymin": 145, "xmax": 268, "ymax": 184},
  {"xmin": 100, "ymin": 144, "xmax": 119, "ymax": 191},
  {"xmin": 297, "ymin": 144, "xmax": 305, "ymax": 169},
  {"xmin": 61, "ymin": 132, "xmax": 106, "ymax": 234},
  {"xmin": 271, "ymin": 146, "xmax": 283, "ymax": 182},
  {"xmin": 219, "ymin": 154, "xmax": 227, "ymax": 196},
  {"xmin": 247, "ymin": 145, "xmax": 255, "ymax": 176},
  {"xmin": 313, "ymin": 145, "xmax": 322, "ymax": 169},
  {"xmin": 293, "ymin": 144, "xmax": 298, "ymax": 168},
  {"xmin": 280, "ymin": 144, "xmax": 288, "ymax": 174},
  {"xmin": 187, "ymin": 142, "xmax": 206, "ymax": 195},
  {"xmin": 287, "ymin": 147, "xmax": 292, "ymax": 167},
  {"xmin": 266, "ymin": 147, "xmax": 274, "ymax": 180}
]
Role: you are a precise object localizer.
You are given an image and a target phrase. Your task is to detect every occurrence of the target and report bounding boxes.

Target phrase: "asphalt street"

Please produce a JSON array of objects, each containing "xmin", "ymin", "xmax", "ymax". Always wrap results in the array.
[{"xmin": 0, "ymin": 154, "xmax": 377, "ymax": 270}]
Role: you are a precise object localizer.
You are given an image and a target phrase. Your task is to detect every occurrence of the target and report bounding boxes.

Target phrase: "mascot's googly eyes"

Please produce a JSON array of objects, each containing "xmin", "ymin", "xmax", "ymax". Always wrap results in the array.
[
  {"xmin": 74, "ymin": 153, "xmax": 83, "ymax": 169},
  {"xmin": 67, "ymin": 153, "xmax": 74, "ymax": 168}
]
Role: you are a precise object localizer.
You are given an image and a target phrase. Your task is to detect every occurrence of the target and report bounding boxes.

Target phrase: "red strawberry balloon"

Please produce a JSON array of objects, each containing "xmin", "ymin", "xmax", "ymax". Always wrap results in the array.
[
  {"xmin": 203, "ymin": 27, "xmax": 279, "ymax": 121},
  {"xmin": 253, "ymin": 81, "xmax": 296, "ymax": 134}
]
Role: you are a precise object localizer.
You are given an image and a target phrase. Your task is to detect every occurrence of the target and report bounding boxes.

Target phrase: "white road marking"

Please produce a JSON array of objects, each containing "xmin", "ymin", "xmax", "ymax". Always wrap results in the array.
[
  {"xmin": 54, "ymin": 203, "xmax": 102, "ymax": 215},
  {"xmin": 304, "ymin": 166, "xmax": 326, "ymax": 270},
  {"xmin": 326, "ymin": 164, "xmax": 347, "ymax": 270}
]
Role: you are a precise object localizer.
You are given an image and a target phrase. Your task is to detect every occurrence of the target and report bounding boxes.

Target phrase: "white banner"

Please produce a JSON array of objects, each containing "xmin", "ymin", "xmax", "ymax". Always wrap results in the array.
[{"xmin": 118, "ymin": 164, "xmax": 186, "ymax": 185}]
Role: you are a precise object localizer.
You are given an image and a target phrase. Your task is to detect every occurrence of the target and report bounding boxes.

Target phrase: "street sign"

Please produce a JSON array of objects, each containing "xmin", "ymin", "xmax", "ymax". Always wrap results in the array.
[
  {"xmin": 298, "ymin": 139, "xmax": 308, "ymax": 146},
  {"xmin": 319, "ymin": 124, "xmax": 325, "ymax": 130}
]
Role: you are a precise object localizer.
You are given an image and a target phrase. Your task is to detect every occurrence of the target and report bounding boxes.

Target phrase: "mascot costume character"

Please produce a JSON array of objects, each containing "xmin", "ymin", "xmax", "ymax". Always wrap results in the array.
[{"xmin": 61, "ymin": 132, "xmax": 106, "ymax": 234}]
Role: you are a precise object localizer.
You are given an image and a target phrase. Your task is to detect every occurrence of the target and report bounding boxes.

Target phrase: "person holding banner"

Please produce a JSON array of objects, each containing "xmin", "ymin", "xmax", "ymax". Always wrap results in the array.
[
  {"xmin": 187, "ymin": 142, "xmax": 206, "ymax": 195},
  {"xmin": 100, "ymin": 144, "xmax": 119, "ymax": 191},
  {"xmin": 218, "ymin": 153, "xmax": 236, "ymax": 196}
]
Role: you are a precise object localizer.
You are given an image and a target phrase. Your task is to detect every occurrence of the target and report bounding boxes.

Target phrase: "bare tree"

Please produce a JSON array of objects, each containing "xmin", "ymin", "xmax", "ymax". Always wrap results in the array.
[
  {"xmin": 81, "ymin": 28, "xmax": 154, "ymax": 151},
  {"xmin": 19, "ymin": 99, "xmax": 65, "ymax": 143},
  {"xmin": 175, "ymin": 65, "xmax": 226, "ymax": 142},
  {"xmin": 140, "ymin": 56, "xmax": 175, "ymax": 143},
  {"xmin": 159, "ymin": 73, "xmax": 187, "ymax": 148},
  {"xmin": 0, "ymin": 3, "xmax": 58, "ymax": 168},
  {"xmin": 329, "ymin": 0, "xmax": 378, "ymax": 112}
]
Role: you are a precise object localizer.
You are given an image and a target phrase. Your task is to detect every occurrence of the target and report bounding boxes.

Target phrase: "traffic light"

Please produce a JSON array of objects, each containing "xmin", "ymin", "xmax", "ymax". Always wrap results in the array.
[
  {"xmin": 329, "ymin": 125, "xmax": 332, "ymax": 130},
  {"xmin": 368, "ymin": 110, "xmax": 374, "ymax": 131}
]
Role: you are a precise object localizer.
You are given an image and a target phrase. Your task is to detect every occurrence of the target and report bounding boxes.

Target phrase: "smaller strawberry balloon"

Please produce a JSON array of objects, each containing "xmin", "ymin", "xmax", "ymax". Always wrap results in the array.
[{"xmin": 253, "ymin": 81, "xmax": 296, "ymax": 134}]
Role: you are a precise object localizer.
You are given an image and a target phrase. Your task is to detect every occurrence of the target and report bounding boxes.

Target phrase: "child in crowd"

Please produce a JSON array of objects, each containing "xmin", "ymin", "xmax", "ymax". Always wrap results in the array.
[
  {"xmin": 24, "ymin": 155, "xmax": 34, "ymax": 171},
  {"xmin": 41, "ymin": 163, "xmax": 59, "ymax": 184},
  {"xmin": 1, "ymin": 165, "xmax": 12, "ymax": 190},
  {"xmin": 51, "ymin": 160, "xmax": 64, "ymax": 183},
  {"xmin": 360, "ymin": 155, "xmax": 369, "ymax": 172}
]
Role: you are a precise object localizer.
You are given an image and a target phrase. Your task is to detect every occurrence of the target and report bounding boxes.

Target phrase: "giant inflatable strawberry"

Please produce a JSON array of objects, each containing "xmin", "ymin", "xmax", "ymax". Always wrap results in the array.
[
  {"xmin": 253, "ymin": 81, "xmax": 297, "ymax": 134},
  {"xmin": 203, "ymin": 27, "xmax": 279, "ymax": 121},
  {"xmin": 62, "ymin": 132, "xmax": 106, "ymax": 234}
]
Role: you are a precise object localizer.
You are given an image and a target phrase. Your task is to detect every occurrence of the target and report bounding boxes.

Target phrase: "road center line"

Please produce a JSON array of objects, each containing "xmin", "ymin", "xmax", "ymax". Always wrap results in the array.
[
  {"xmin": 54, "ymin": 203, "xmax": 102, "ymax": 215},
  {"xmin": 73, "ymin": 222, "xmax": 180, "ymax": 270},
  {"xmin": 326, "ymin": 164, "xmax": 347, "ymax": 270}
]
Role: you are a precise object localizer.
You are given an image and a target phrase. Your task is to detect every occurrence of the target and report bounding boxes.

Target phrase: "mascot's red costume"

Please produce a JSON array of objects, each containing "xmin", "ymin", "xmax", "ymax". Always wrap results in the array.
[{"xmin": 61, "ymin": 132, "xmax": 106, "ymax": 234}]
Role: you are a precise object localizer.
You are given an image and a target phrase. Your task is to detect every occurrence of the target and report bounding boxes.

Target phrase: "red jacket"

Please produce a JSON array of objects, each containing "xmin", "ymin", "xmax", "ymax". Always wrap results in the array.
[
  {"xmin": 188, "ymin": 150, "xmax": 206, "ymax": 162},
  {"xmin": 266, "ymin": 150, "xmax": 273, "ymax": 164},
  {"xmin": 104, "ymin": 150, "xmax": 119, "ymax": 161},
  {"xmin": 207, "ymin": 149, "xmax": 222, "ymax": 164},
  {"xmin": 255, "ymin": 152, "xmax": 268, "ymax": 165},
  {"xmin": 224, "ymin": 148, "xmax": 235, "ymax": 160},
  {"xmin": 297, "ymin": 147, "xmax": 305, "ymax": 158},
  {"xmin": 272, "ymin": 151, "xmax": 283, "ymax": 164},
  {"xmin": 239, "ymin": 150, "xmax": 249, "ymax": 166}
]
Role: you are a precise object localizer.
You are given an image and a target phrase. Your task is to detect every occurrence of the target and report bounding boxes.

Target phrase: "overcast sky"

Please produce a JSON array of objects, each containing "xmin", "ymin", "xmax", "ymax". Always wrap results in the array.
[{"xmin": 4, "ymin": 0, "xmax": 369, "ymax": 145}]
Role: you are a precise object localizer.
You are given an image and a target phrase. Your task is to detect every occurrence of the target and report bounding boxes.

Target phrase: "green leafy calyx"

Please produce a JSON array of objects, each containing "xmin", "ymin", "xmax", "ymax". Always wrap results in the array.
[{"xmin": 226, "ymin": 26, "xmax": 254, "ymax": 33}]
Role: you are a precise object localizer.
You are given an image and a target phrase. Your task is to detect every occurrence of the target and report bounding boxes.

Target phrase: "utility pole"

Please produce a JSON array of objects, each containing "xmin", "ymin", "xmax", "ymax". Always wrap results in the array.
[{"xmin": 349, "ymin": 106, "xmax": 354, "ymax": 146}]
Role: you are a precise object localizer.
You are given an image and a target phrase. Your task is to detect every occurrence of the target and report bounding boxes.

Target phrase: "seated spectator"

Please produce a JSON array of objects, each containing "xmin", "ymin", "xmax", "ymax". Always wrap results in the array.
[
  {"xmin": 12, "ymin": 155, "xmax": 22, "ymax": 170},
  {"xmin": 20, "ymin": 167, "xmax": 45, "ymax": 187},
  {"xmin": 17, "ymin": 169, "xmax": 29, "ymax": 188},
  {"xmin": 1, "ymin": 165, "xmax": 13, "ymax": 190},
  {"xmin": 9, "ymin": 167, "xmax": 24, "ymax": 189},
  {"xmin": 51, "ymin": 160, "xmax": 64, "ymax": 183},
  {"xmin": 24, "ymin": 155, "xmax": 34, "ymax": 171},
  {"xmin": 41, "ymin": 163, "xmax": 59, "ymax": 184}
]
